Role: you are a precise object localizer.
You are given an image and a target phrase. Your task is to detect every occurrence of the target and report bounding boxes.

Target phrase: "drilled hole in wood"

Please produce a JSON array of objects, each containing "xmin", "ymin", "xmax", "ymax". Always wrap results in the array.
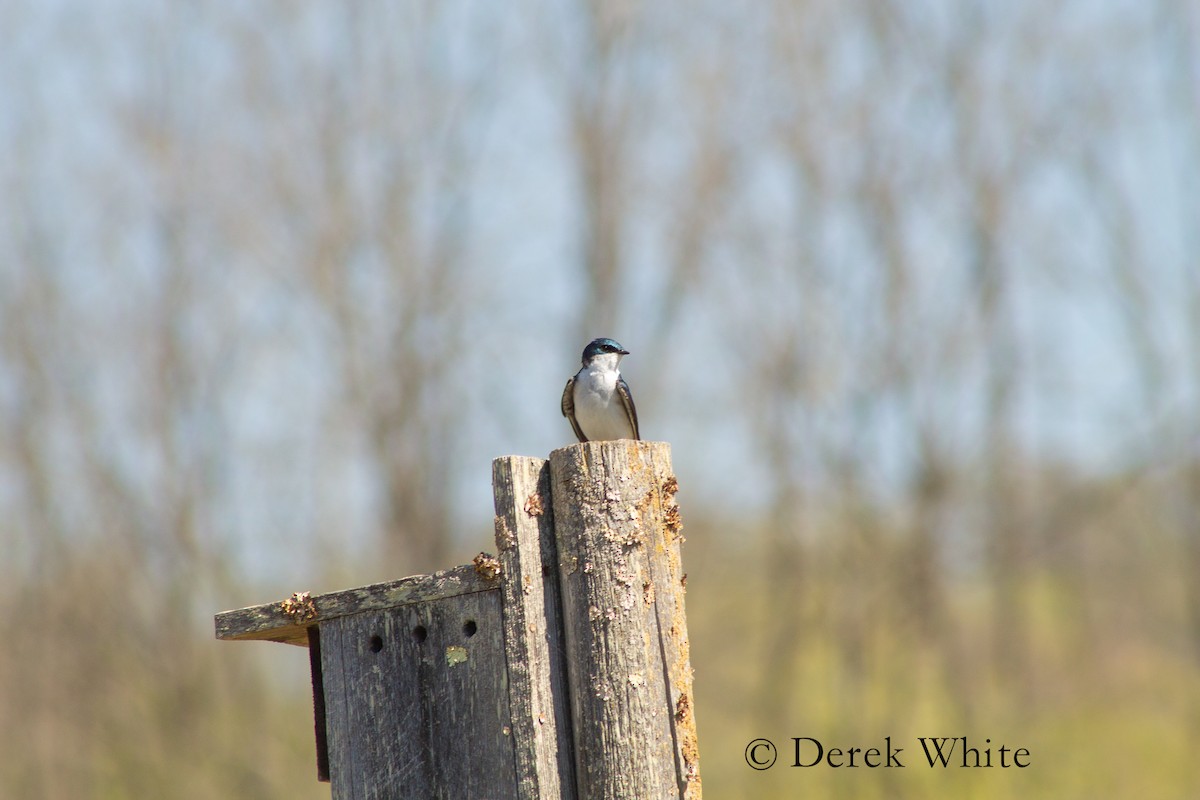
[
  {"xmin": 463, "ymin": 620, "xmax": 477, "ymax": 638},
  {"xmin": 368, "ymin": 635, "xmax": 383, "ymax": 653},
  {"xmin": 412, "ymin": 625, "xmax": 428, "ymax": 643}
]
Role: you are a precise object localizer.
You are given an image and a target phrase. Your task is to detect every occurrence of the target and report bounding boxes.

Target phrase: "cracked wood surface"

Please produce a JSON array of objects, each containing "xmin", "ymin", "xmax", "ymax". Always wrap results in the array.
[
  {"xmin": 549, "ymin": 441, "xmax": 701, "ymax": 800},
  {"xmin": 214, "ymin": 564, "xmax": 498, "ymax": 646}
]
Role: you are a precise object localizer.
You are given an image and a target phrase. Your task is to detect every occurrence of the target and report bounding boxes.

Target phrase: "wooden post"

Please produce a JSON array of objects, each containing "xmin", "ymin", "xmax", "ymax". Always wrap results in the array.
[
  {"xmin": 491, "ymin": 456, "xmax": 577, "ymax": 799},
  {"xmin": 549, "ymin": 441, "xmax": 700, "ymax": 800},
  {"xmin": 213, "ymin": 441, "xmax": 699, "ymax": 799}
]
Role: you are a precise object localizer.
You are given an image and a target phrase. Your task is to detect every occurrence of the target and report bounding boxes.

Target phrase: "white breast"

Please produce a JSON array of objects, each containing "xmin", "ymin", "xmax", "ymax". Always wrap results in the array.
[{"xmin": 573, "ymin": 364, "xmax": 635, "ymax": 441}]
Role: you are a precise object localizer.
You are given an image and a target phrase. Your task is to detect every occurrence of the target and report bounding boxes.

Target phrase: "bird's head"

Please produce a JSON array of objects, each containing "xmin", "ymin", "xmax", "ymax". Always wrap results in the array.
[{"xmin": 581, "ymin": 337, "xmax": 629, "ymax": 366}]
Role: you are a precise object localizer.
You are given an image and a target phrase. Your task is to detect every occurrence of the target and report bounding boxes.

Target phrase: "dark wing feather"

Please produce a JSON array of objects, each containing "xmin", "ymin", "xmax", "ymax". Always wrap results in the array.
[
  {"xmin": 561, "ymin": 377, "xmax": 588, "ymax": 442},
  {"xmin": 616, "ymin": 376, "xmax": 640, "ymax": 440}
]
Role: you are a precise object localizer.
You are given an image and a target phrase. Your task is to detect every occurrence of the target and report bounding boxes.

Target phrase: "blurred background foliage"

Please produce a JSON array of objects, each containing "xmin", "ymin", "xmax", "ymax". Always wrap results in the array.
[{"xmin": 2, "ymin": 1, "xmax": 1198, "ymax": 797}]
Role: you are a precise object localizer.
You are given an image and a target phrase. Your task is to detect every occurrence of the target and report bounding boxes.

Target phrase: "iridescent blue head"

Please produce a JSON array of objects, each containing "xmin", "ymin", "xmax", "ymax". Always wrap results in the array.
[{"xmin": 581, "ymin": 337, "xmax": 629, "ymax": 364}]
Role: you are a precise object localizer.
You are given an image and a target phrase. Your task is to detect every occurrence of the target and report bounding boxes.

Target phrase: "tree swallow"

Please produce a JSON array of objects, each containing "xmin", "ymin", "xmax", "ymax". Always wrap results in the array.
[{"xmin": 561, "ymin": 337, "xmax": 640, "ymax": 442}]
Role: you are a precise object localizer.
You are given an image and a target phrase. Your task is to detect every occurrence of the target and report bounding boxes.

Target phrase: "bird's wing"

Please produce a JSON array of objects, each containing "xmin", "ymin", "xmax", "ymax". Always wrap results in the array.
[
  {"xmin": 617, "ymin": 376, "xmax": 640, "ymax": 440},
  {"xmin": 561, "ymin": 377, "xmax": 588, "ymax": 442}
]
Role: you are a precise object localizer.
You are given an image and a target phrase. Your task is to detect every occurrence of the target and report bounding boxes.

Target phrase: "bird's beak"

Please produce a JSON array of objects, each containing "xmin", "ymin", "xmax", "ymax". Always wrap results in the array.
[{"xmin": 619, "ymin": 348, "xmax": 630, "ymax": 355}]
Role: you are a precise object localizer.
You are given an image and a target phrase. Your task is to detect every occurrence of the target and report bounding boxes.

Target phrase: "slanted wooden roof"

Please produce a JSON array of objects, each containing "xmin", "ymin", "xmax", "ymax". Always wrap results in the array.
[{"xmin": 214, "ymin": 563, "xmax": 499, "ymax": 646}]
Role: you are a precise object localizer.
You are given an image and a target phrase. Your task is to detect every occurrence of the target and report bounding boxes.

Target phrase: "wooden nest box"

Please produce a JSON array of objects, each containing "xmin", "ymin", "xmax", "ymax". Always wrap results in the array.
[{"xmin": 215, "ymin": 441, "xmax": 700, "ymax": 800}]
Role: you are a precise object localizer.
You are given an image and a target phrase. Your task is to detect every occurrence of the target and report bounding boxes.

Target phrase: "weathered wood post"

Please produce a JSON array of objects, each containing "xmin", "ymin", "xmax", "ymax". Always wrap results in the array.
[
  {"xmin": 548, "ymin": 441, "xmax": 699, "ymax": 799},
  {"xmin": 214, "ymin": 441, "xmax": 699, "ymax": 799},
  {"xmin": 491, "ymin": 454, "xmax": 577, "ymax": 798}
]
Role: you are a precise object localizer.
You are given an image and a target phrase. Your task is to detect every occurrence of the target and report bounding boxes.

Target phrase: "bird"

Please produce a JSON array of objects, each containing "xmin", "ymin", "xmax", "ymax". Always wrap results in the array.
[{"xmin": 561, "ymin": 337, "xmax": 640, "ymax": 442}]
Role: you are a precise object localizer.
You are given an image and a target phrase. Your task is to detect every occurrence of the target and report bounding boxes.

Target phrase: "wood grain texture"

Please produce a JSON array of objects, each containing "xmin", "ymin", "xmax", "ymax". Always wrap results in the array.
[
  {"xmin": 214, "ymin": 565, "xmax": 497, "ymax": 646},
  {"xmin": 320, "ymin": 589, "xmax": 518, "ymax": 800},
  {"xmin": 548, "ymin": 441, "xmax": 701, "ymax": 800},
  {"xmin": 492, "ymin": 456, "xmax": 578, "ymax": 799},
  {"xmin": 214, "ymin": 444, "xmax": 701, "ymax": 799}
]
